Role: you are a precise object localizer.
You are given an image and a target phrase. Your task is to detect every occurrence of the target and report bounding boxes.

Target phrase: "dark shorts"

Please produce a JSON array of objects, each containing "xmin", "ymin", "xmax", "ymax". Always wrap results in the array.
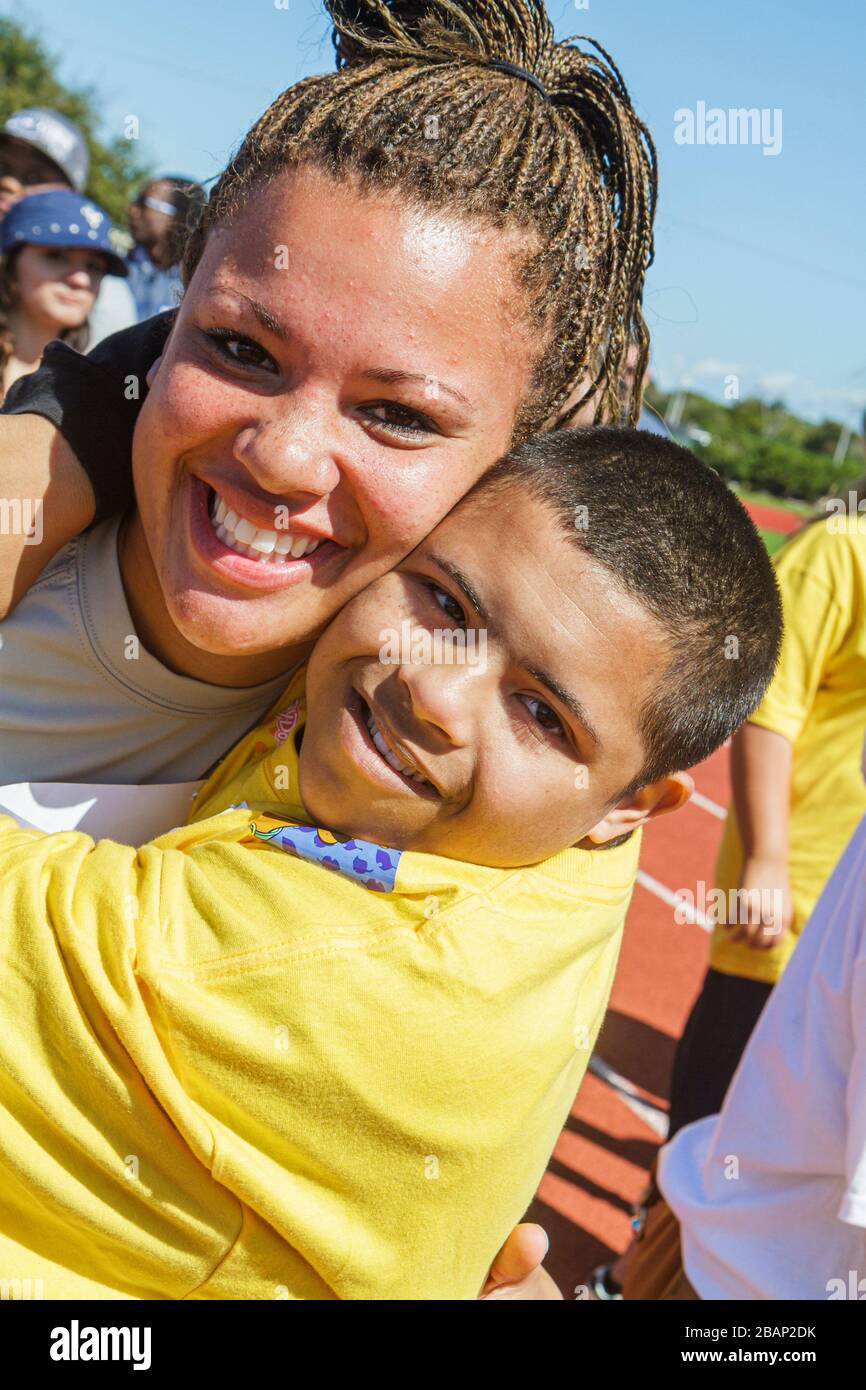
[{"xmin": 668, "ymin": 966, "xmax": 774, "ymax": 1138}]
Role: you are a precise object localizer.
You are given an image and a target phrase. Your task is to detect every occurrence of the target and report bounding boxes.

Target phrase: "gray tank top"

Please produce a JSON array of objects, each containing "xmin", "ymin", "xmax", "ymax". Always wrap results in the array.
[{"xmin": 0, "ymin": 517, "xmax": 291, "ymax": 784}]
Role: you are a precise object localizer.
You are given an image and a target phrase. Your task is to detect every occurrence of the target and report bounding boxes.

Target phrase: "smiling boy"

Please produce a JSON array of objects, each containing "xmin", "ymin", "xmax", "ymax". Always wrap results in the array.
[{"xmin": 0, "ymin": 430, "xmax": 782, "ymax": 1300}]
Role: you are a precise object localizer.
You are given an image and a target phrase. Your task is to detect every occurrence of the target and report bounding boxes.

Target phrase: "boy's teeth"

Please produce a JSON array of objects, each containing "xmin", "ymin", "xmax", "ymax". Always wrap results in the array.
[
  {"xmin": 365, "ymin": 710, "xmax": 429, "ymax": 785},
  {"xmin": 208, "ymin": 489, "xmax": 322, "ymax": 563}
]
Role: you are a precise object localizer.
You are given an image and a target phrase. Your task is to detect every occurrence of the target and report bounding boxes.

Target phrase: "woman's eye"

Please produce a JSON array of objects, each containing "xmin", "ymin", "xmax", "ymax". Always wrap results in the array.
[
  {"xmin": 204, "ymin": 329, "xmax": 276, "ymax": 371},
  {"xmin": 521, "ymin": 695, "xmax": 565, "ymax": 738},
  {"xmin": 430, "ymin": 585, "xmax": 466, "ymax": 627},
  {"xmin": 363, "ymin": 402, "xmax": 435, "ymax": 437}
]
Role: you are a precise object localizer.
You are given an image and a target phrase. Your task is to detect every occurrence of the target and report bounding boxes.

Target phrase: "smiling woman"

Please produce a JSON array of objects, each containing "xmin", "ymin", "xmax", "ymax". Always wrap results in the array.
[{"xmin": 0, "ymin": 0, "xmax": 658, "ymax": 786}]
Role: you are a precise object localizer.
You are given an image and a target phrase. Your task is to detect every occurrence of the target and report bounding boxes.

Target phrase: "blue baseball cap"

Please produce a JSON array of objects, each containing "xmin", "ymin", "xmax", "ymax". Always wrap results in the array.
[{"xmin": 0, "ymin": 190, "xmax": 128, "ymax": 276}]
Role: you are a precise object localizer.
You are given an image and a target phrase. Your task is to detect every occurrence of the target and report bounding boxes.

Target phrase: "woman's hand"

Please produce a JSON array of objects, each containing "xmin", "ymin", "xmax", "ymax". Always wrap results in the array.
[
  {"xmin": 479, "ymin": 1222, "xmax": 562, "ymax": 1299},
  {"xmin": 0, "ymin": 414, "xmax": 96, "ymax": 619},
  {"xmin": 725, "ymin": 854, "xmax": 793, "ymax": 949}
]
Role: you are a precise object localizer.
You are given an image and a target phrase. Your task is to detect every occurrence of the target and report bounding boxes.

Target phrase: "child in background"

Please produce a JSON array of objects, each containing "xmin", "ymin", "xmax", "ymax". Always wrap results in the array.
[
  {"xmin": 668, "ymin": 502, "xmax": 866, "ymax": 1140},
  {"xmin": 0, "ymin": 430, "xmax": 781, "ymax": 1300},
  {"xmin": 0, "ymin": 190, "xmax": 127, "ymax": 401}
]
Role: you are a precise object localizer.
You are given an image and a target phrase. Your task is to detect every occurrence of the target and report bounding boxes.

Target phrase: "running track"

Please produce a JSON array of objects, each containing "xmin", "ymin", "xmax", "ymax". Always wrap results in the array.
[{"xmin": 524, "ymin": 500, "xmax": 799, "ymax": 1295}]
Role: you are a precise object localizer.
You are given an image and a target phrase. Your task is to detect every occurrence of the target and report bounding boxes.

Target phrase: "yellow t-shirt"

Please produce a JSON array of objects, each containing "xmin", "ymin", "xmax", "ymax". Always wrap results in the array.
[
  {"xmin": 712, "ymin": 517, "xmax": 866, "ymax": 984},
  {"xmin": 0, "ymin": 665, "xmax": 641, "ymax": 1299}
]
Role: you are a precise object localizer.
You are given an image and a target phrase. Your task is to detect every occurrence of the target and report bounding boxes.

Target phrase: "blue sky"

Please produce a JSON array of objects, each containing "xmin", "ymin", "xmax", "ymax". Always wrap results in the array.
[{"xmin": 5, "ymin": 0, "xmax": 865, "ymax": 425}]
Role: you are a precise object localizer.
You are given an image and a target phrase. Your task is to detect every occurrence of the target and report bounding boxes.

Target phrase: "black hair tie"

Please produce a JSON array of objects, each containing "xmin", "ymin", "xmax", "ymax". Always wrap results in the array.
[{"xmin": 488, "ymin": 59, "xmax": 550, "ymax": 102}]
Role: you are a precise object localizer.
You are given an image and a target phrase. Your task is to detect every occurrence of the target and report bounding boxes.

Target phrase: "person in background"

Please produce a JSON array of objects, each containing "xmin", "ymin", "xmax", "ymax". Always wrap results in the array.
[
  {"xmin": 588, "ymin": 461, "xmax": 866, "ymax": 1302},
  {"xmin": 620, "ymin": 341, "xmax": 669, "ymax": 435},
  {"xmin": 126, "ymin": 175, "xmax": 205, "ymax": 320},
  {"xmin": 668, "ymin": 483, "xmax": 866, "ymax": 1138},
  {"xmin": 0, "ymin": 190, "xmax": 129, "ymax": 402},
  {"xmin": 0, "ymin": 107, "xmax": 136, "ymax": 346},
  {"xmin": 0, "ymin": 107, "xmax": 89, "ymax": 215},
  {"xmin": 624, "ymin": 786, "xmax": 866, "ymax": 1300}
]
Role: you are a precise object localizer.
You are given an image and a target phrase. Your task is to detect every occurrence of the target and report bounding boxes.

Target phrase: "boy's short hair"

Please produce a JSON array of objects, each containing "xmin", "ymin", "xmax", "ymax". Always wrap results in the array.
[{"xmin": 472, "ymin": 427, "xmax": 782, "ymax": 796}]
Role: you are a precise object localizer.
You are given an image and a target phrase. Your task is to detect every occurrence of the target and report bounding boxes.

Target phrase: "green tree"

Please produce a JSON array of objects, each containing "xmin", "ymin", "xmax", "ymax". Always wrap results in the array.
[{"xmin": 0, "ymin": 17, "xmax": 149, "ymax": 227}]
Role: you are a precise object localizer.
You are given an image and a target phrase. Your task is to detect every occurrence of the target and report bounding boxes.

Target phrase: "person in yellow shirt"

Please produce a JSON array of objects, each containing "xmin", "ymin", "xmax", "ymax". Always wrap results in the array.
[
  {"xmin": 668, "ymin": 508, "xmax": 866, "ymax": 1138},
  {"xmin": 0, "ymin": 429, "xmax": 782, "ymax": 1299}
]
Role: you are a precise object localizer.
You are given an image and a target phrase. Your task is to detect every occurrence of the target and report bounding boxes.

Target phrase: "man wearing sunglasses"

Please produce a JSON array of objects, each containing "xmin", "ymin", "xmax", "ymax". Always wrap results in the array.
[{"xmin": 127, "ymin": 175, "xmax": 204, "ymax": 321}]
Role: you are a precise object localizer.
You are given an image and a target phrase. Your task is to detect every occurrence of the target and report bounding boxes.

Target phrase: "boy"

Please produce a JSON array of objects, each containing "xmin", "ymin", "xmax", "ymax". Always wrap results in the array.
[{"xmin": 0, "ymin": 430, "xmax": 781, "ymax": 1300}]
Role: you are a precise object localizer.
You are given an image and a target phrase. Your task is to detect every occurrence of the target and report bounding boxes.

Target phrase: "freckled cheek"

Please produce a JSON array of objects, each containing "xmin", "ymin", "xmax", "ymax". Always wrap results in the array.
[
  {"xmin": 361, "ymin": 458, "xmax": 482, "ymax": 554},
  {"xmin": 150, "ymin": 362, "xmax": 243, "ymax": 446}
]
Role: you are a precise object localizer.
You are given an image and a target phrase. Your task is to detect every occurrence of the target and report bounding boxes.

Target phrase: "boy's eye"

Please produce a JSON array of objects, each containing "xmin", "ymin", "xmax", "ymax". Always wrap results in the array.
[
  {"xmin": 203, "ymin": 328, "xmax": 277, "ymax": 372},
  {"xmin": 520, "ymin": 694, "xmax": 565, "ymax": 739},
  {"xmin": 362, "ymin": 402, "xmax": 436, "ymax": 438},
  {"xmin": 430, "ymin": 584, "xmax": 466, "ymax": 627}
]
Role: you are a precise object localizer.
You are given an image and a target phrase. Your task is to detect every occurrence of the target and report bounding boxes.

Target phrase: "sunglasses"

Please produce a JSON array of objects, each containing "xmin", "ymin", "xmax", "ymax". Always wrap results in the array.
[{"xmin": 132, "ymin": 194, "xmax": 177, "ymax": 217}]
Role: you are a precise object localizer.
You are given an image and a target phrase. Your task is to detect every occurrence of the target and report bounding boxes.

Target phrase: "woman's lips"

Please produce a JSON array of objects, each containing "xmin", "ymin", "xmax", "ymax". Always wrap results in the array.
[{"xmin": 187, "ymin": 474, "xmax": 346, "ymax": 592}]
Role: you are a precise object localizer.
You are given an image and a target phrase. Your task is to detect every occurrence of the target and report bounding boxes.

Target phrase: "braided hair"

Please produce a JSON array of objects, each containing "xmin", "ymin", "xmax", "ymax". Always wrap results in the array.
[{"xmin": 182, "ymin": 0, "xmax": 657, "ymax": 435}]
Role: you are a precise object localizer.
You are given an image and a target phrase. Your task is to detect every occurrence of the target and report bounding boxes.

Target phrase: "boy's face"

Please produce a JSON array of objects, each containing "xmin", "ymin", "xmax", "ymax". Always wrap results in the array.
[{"xmin": 300, "ymin": 487, "xmax": 678, "ymax": 867}]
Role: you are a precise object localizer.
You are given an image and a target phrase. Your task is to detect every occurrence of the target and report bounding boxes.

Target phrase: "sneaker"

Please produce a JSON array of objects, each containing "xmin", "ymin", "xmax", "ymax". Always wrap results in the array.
[{"xmin": 588, "ymin": 1263, "xmax": 624, "ymax": 1300}]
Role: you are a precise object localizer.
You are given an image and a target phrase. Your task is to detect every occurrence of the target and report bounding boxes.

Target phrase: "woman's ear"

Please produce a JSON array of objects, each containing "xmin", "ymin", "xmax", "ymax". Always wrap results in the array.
[
  {"xmin": 145, "ymin": 355, "xmax": 164, "ymax": 389},
  {"xmin": 581, "ymin": 771, "xmax": 694, "ymax": 847}
]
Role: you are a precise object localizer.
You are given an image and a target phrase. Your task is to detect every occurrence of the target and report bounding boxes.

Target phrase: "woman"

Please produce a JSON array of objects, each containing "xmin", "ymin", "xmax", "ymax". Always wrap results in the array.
[
  {"xmin": 1, "ymin": 0, "xmax": 656, "ymax": 698},
  {"xmin": 0, "ymin": 189, "xmax": 127, "ymax": 402}
]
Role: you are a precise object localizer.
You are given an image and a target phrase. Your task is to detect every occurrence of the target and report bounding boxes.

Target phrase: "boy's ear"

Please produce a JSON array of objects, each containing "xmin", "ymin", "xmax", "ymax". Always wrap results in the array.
[{"xmin": 581, "ymin": 771, "xmax": 694, "ymax": 847}]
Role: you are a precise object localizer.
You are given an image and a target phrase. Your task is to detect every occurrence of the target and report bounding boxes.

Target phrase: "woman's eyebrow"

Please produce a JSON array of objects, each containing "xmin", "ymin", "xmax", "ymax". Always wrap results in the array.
[
  {"xmin": 365, "ymin": 367, "xmax": 472, "ymax": 409},
  {"xmin": 233, "ymin": 292, "xmax": 289, "ymax": 342}
]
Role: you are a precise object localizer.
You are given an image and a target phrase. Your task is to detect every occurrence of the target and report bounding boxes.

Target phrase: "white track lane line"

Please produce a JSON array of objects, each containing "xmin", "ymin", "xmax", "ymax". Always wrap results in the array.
[
  {"xmin": 588, "ymin": 1054, "xmax": 670, "ymax": 1140},
  {"xmin": 635, "ymin": 869, "xmax": 712, "ymax": 931},
  {"xmin": 690, "ymin": 789, "xmax": 726, "ymax": 820}
]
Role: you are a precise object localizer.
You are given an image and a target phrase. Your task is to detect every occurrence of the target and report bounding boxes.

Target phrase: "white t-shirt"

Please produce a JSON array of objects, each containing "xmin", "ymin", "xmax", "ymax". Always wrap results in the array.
[
  {"xmin": 87, "ymin": 274, "xmax": 137, "ymax": 348},
  {"xmin": 0, "ymin": 517, "xmax": 290, "ymax": 784},
  {"xmin": 659, "ymin": 814, "xmax": 866, "ymax": 1300}
]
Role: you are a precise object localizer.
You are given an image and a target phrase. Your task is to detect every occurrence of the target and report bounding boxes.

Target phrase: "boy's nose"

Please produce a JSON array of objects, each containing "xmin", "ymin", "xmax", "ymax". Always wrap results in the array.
[{"xmin": 397, "ymin": 657, "xmax": 488, "ymax": 748}]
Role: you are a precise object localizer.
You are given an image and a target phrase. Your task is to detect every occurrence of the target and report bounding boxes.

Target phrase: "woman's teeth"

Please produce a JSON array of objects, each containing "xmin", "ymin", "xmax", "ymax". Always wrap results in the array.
[
  {"xmin": 365, "ymin": 708, "xmax": 430, "ymax": 786},
  {"xmin": 209, "ymin": 491, "xmax": 322, "ymax": 563}
]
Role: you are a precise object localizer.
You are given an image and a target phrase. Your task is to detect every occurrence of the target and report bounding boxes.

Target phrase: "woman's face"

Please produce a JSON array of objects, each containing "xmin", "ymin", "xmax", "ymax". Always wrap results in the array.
[
  {"xmin": 132, "ymin": 165, "xmax": 540, "ymax": 658},
  {"xmin": 12, "ymin": 245, "xmax": 106, "ymax": 331}
]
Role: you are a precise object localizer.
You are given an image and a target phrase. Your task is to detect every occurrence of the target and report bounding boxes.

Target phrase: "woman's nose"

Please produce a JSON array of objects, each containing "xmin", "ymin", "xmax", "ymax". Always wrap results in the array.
[{"xmin": 232, "ymin": 409, "xmax": 342, "ymax": 499}]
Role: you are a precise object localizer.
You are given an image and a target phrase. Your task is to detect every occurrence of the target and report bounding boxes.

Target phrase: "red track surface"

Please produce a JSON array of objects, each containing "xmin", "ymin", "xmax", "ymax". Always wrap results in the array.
[
  {"xmin": 524, "ymin": 500, "xmax": 793, "ymax": 1296},
  {"xmin": 741, "ymin": 500, "xmax": 802, "ymax": 534}
]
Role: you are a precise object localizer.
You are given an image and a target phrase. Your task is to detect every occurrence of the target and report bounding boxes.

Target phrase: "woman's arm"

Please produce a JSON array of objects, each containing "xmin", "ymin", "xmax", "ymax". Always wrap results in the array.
[
  {"xmin": 0, "ymin": 413, "xmax": 96, "ymax": 617},
  {"xmin": 0, "ymin": 312, "xmax": 172, "ymax": 617}
]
